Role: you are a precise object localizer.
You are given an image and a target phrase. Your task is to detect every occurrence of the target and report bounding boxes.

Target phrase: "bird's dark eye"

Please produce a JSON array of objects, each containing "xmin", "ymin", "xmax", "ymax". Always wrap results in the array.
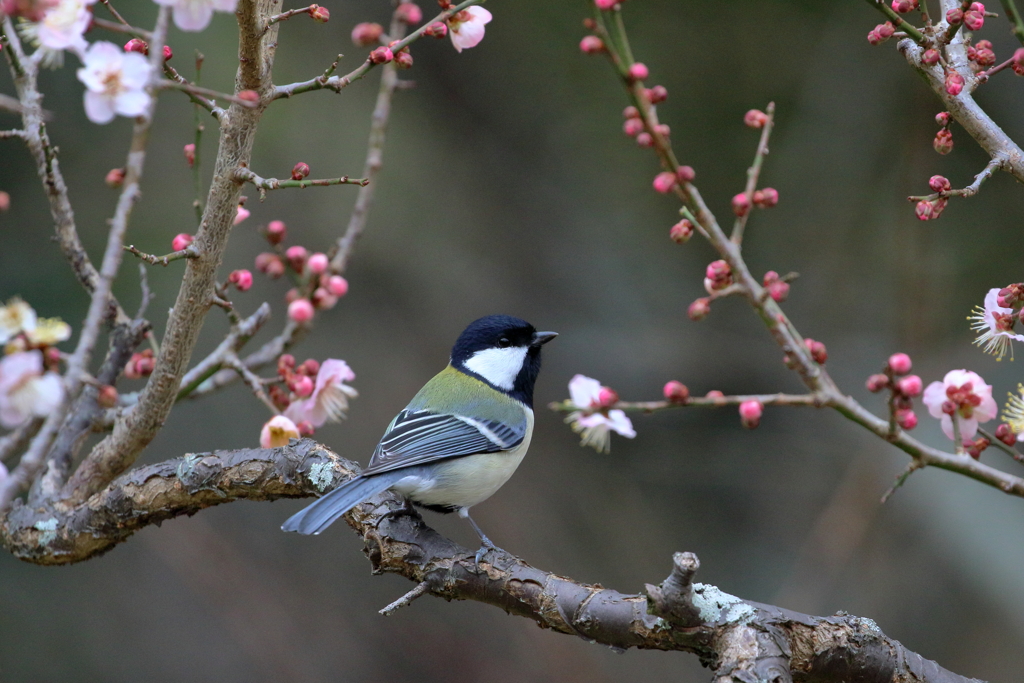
[{"xmin": 498, "ymin": 337, "xmax": 512, "ymax": 348}]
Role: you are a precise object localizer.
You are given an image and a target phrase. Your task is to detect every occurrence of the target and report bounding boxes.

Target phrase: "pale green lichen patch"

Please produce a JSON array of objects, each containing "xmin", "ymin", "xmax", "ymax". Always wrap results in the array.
[
  {"xmin": 858, "ymin": 617, "xmax": 881, "ymax": 636},
  {"xmin": 176, "ymin": 453, "xmax": 201, "ymax": 480},
  {"xmin": 308, "ymin": 461, "xmax": 334, "ymax": 492},
  {"xmin": 652, "ymin": 616, "xmax": 673, "ymax": 632},
  {"xmin": 34, "ymin": 518, "xmax": 58, "ymax": 545},
  {"xmin": 692, "ymin": 582, "xmax": 753, "ymax": 624}
]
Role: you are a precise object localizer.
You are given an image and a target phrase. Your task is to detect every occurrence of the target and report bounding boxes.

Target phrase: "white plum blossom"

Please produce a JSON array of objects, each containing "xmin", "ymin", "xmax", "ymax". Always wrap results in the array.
[
  {"xmin": 0, "ymin": 350, "xmax": 65, "ymax": 428},
  {"xmin": 565, "ymin": 374, "xmax": 636, "ymax": 453},
  {"xmin": 448, "ymin": 6, "xmax": 491, "ymax": 53},
  {"xmin": 153, "ymin": 0, "xmax": 239, "ymax": 32},
  {"xmin": 0, "ymin": 298, "xmax": 72, "ymax": 351},
  {"xmin": 922, "ymin": 369, "xmax": 998, "ymax": 444},
  {"xmin": 969, "ymin": 288, "xmax": 1024, "ymax": 361},
  {"xmin": 260, "ymin": 415, "xmax": 300, "ymax": 448},
  {"xmin": 0, "ymin": 298, "xmax": 38, "ymax": 345},
  {"xmin": 285, "ymin": 359, "xmax": 358, "ymax": 427},
  {"xmin": 76, "ymin": 41, "xmax": 152, "ymax": 124},
  {"xmin": 17, "ymin": 0, "xmax": 96, "ymax": 67}
]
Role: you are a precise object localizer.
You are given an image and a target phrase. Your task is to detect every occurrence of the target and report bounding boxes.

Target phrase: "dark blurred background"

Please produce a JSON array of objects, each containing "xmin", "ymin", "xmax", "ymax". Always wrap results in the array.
[{"xmin": 2, "ymin": 1, "xmax": 1024, "ymax": 681}]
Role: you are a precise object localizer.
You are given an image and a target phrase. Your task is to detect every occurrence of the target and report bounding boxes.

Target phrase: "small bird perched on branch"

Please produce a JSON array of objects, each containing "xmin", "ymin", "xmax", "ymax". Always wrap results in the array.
[{"xmin": 282, "ymin": 314, "xmax": 557, "ymax": 563}]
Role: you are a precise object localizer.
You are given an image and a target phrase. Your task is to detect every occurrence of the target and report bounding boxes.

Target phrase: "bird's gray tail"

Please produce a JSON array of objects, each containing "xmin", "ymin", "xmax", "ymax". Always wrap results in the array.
[{"xmin": 281, "ymin": 471, "xmax": 408, "ymax": 535}]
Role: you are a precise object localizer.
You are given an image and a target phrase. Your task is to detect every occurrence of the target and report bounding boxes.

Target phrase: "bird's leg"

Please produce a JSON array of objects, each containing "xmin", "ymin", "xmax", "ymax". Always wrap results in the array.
[{"xmin": 460, "ymin": 508, "xmax": 504, "ymax": 564}]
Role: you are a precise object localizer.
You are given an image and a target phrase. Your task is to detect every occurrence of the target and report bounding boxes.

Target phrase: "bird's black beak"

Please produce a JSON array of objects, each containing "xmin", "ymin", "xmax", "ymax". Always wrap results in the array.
[{"xmin": 531, "ymin": 331, "xmax": 558, "ymax": 347}]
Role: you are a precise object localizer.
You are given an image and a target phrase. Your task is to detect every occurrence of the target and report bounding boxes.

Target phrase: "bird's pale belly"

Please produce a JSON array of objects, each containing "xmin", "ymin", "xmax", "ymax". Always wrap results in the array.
[{"xmin": 392, "ymin": 420, "xmax": 533, "ymax": 509}]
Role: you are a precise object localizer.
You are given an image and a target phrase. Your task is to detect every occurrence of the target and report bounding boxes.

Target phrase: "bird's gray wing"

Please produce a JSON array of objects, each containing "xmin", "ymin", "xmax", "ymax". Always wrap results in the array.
[{"xmin": 361, "ymin": 409, "xmax": 526, "ymax": 476}]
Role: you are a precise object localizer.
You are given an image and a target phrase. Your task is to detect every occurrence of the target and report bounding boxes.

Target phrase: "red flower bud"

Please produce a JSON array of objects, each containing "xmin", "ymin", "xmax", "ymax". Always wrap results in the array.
[
  {"xmin": 370, "ymin": 46, "xmax": 393, "ymax": 64},
  {"xmin": 731, "ymin": 193, "xmax": 752, "ymax": 217},
  {"xmin": 124, "ymin": 38, "xmax": 148, "ymax": 54},
  {"xmin": 888, "ymin": 353, "xmax": 912, "ymax": 375},
  {"xmin": 627, "ymin": 62, "xmax": 649, "ymax": 81},
  {"xmin": 288, "ymin": 298, "xmax": 315, "ymax": 323},
  {"xmin": 995, "ymin": 423, "xmax": 1017, "ymax": 446},
  {"xmin": 963, "ymin": 8, "xmax": 984, "ymax": 31},
  {"xmin": 424, "ymin": 21, "xmax": 448, "ymax": 38},
  {"xmin": 285, "ymin": 245, "xmax": 308, "ymax": 272},
  {"xmin": 97, "ymin": 384, "xmax": 119, "ymax": 408},
  {"xmin": 635, "ymin": 132, "xmax": 653, "ymax": 147},
  {"xmin": 395, "ymin": 2, "xmax": 422, "ymax": 24},
  {"xmin": 739, "ymin": 400, "xmax": 763, "ymax": 429},
  {"xmin": 622, "ymin": 106, "xmax": 640, "ymax": 119},
  {"xmin": 688, "ymin": 297, "xmax": 711, "ymax": 321},
  {"xmin": 394, "ymin": 50, "xmax": 414, "ymax": 69},
  {"xmin": 928, "ymin": 175, "xmax": 951, "ymax": 192},
  {"xmin": 163, "ymin": 44, "xmax": 173, "ymax": 61},
  {"xmin": 183, "ymin": 143, "xmax": 195, "ymax": 168},
  {"xmin": 291, "ymin": 162, "xmax": 310, "ymax": 180},
  {"xmin": 623, "ymin": 118, "xmax": 644, "ymax": 137},
  {"xmin": 805, "ymin": 339, "xmax": 828, "ymax": 365},
  {"xmin": 935, "ymin": 111, "xmax": 950, "ymax": 126},
  {"xmin": 743, "ymin": 109, "xmax": 768, "ymax": 128},
  {"xmin": 266, "ymin": 219, "xmax": 286, "ymax": 244},
  {"xmin": 915, "ymin": 200, "xmax": 935, "ymax": 221},
  {"xmin": 352, "ymin": 22, "xmax": 384, "ymax": 46},
  {"xmin": 753, "ymin": 187, "xmax": 779, "ymax": 208},
  {"xmin": 896, "ymin": 374, "xmax": 923, "ymax": 397},
  {"xmin": 1013, "ymin": 47, "xmax": 1024, "ymax": 75},
  {"xmin": 676, "ymin": 165, "xmax": 695, "ymax": 183},
  {"xmin": 646, "ymin": 85, "xmax": 668, "ymax": 103},
  {"xmin": 933, "ymin": 128, "xmax": 954, "ymax": 154},
  {"xmin": 172, "ymin": 233, "xmax": 193, "ymax": 252},
  {"xmin": 652, "ymin": 172, "xmax": 676, "ymax": 194},
  {"xmin": 579, "ymin": 35, "xmax": 604, "ymax": 54},
  {"xmin": 105, "ymin": 167, "xmax": 125, "ymax": 188},
  {"xmin": 866, "ymin": 374, "xmax": 889, "ymax": 392},
  {"xmin": 921, "ymin": 48, "xmax": 940, "ymax": 66},
  {"xmin": 669, "ymin": 219, "xmax": 693, "ymax": 244},
  {"xmin": 946, "ymin": 7, "xmax": 963, "ymax": 23},
  {"xmin": 895, "ymin": 408, "xmax": 918, "ymax": 430},
  {"xmin": 945, "ymin": 70, "xmax": 964, "ymax": 96},
  {"xmin": 228, "ymin": 269, "xmax": 253, "ymax": 291},
  {"xmin": 663, "ymin": 381, "xmax": 690, "ymax": 404},
  {"xmin": 309, "ymin": 4, "xmax": 329, "ymax": 22}
]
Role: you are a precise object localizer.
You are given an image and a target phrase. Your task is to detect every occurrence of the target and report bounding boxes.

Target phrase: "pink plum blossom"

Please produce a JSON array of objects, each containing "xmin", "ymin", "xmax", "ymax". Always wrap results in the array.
[
  {"xmin": 969, "ymin": 288, "xmax": 1024, "ymax": 361},
  {"xmin": 76, "ymin": 42, "xmax": 152, "ymax": 124},
  {"xmin": 565, "ymin": 374, "xmax": 636, "ymax": 453},
  {"xmin": 285, "ymin": 359, "xmax": 358, "ymax": 427},
  {"xmin": 922, "ymin": 369, "xmax": 997, "ymax": 444},
  {"xmin": 0, "ymin": 350, "xmax": 65, "ymax": 428},
  {"xmin": 448, "ymin": 6, "xmax": 491, "ymax": 53},
  {"xmin": 17, "ymin": 0, "xmax": 95, "ymax": 66},
  {"xmin": 233, "ymin": 205, "xmax": 251, "ymax": 225},
  {"xmin": 260, "ymin": 415, "xmax": 300, "ymax": 448},
  {"xmin": 153, "ymin": 0, "xmax": 239, "ymax": 32}
]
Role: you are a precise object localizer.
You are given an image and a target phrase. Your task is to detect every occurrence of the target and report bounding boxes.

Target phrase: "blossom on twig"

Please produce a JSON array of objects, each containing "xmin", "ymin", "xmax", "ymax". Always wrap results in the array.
[
  {"xmin": 922, "ymin": 370, "xmax": 997, "ymax": 444},
  {"xmin": 285, "ymin": 359, "xmax": 358, "ymax": 427},
  {"xmin": 17, "ymin": 0, "xmax": 95, "ymax": 67},
  {"xmin": 448, "ymin": 6, "xmax": 491, "ymax": 53},
  {"xmin": 0, "ymin": 350, "xmax": 64, "ymax": 428},
  {"xmin": 76, "ymin": 42, "xmax": 152, "ymax": 124},
  {"xmin": 969, "ymin": 288, "xmax": 1024, "ymax": 361},
  {"xmin": 153, "ymin": 0, "xmax": 239, "ymax": 32},
  {"xmin": 565, "ymin": 374, "xmax": 636, "ymax": 453}
]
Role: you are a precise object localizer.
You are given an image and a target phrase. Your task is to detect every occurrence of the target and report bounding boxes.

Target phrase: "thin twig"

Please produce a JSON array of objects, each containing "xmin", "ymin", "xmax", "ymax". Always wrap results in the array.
[
  {"xmin": 550, "ymin": 393, "xmax": 824, "ymax": 415},
  {"xmin": 978, "ymin": 427, "xmax": 1024, "ymax": 464},
  {"xmin": 176, "ymin": 304, "xmax": 272, "ymax": 401},
  {"xmin": 1000, "ymin": 0, "xmax": 1024, "ymax": 43},
  {"xmin": 91, "ymin": 17, "xmax": 152, "ymax": 39},
  {"xmin": 222, "ymin": 353, "xmax": 279, "ymax": 414},
  {"xmin": 380, "ymin": 580, "xmax": 431, "ymax": 616},
  {"xmin": 0, "ymin": 419, "xmax": 43, "ymax": 465},
  {"xmin": 731, "ymin": 102, "xmax": 775, "ymax": 246},
  {"xmin": 234, "ymin": 166, "xmax": 367, "ymax": 201},
  {"xmin": 907, "ymin": 154, "xmax": 1005, "ymax": 202},
  {"xmin": 266, "ymin": 5, "xmax": 317, "ymax": 28},
  {"xmin": 123, "ymin": 244, "xmax": 199, "ymax": 266},
  {"xmin": 159, "ymin": 79, "xmax": 259, "ymax": 108},
  {"xmin": 163, "ymin": 63, "xmax": 223, "ymax": 118},
  {"xmin": 880, "ymin": 460, "xmax": 925, "ymax": 503}
]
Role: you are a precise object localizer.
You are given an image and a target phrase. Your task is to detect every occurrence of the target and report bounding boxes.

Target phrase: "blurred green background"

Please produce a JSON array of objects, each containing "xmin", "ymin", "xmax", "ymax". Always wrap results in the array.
[{"xmin": 2, "ymin": 1, "xmax": 1024, "ymax": 681}]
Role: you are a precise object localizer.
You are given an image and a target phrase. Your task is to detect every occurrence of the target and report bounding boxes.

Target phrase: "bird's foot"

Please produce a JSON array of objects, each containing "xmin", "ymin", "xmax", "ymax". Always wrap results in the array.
[{"xmin": 474, "ymin": 537, "xmax": 505, "ymax": 565}]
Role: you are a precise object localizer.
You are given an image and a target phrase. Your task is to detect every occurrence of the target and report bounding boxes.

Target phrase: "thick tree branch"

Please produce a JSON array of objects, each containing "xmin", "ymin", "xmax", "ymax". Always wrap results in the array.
[{"xmin": 0, "ymin": 440, "xmax": 982, "ymax": 682}]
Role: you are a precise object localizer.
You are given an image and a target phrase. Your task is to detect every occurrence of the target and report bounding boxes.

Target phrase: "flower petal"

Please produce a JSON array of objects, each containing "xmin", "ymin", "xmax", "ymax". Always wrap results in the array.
[{"xmin": 84, "ymin": 90, "xmax": 116, "ymax": 124}]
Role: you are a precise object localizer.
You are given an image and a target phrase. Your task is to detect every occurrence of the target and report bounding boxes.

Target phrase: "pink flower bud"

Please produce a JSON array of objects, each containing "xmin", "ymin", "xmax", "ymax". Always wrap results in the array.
[
  {"xmin": 1013, "ymin": 47, "xmax": 1024, "ymax": 75},
  {"xmin": 255, "ymin": 253, "xmax": 285, "ymax": 278},
  {"xmin": 309, "ymin": 4, "xmax": 329, "ymax": 22},
  {"xmin": 352, "ymin": 22, "xmax": 384, "ymax": 46},
  {"xmin": 888, "ymin": 353, "xmax": 912, "ymax": 375},
  {"xmin": 97, "ymin": 384, "xmax": 118, "ymax": 408},
  {"xmin": 266, "ymin": 219, "xmax": 286, "ymax": 244},
  {"xmin": 767, "ymin": 280, "xmax": 789, "ymax": 302},
  {"xmin": 288, "ymin": 298, "xmax": 315, "ymax": 323},
  {"xmin": 921, "ymin": 48, "xmax": 940, "ymax": 65},
  {"xmin": 895, "ymin": 408, "xmax": 918, "ymax": 430},
  {"xmin": 105, "ymin": 167, "xmax": 125, "ymax": 188},
  {"xmin": 291, "ymin": 374, "xmax": 314, "ymax": 398},
  {"xmin": 635, "ymin": 133, "xmax": 653, "ymax": 147},
  {"xmin": 370, "ymin": 46, "xmax": 393, "ymax": 64},
  {"xmin": 663, "ymin": 381, "xmax": 690, "ymax": 404},
  {"xmin": 628, "ymin": 62, "xmax": 649, "ymax": 81},
  {"xmin": 653, "ymin": 171, "xmax": 677, "ymax": 194},
  {"xmin": 291, "ymin": 162, "xmax": 310, "ymax": 180},
  {"xmin": 928, "ymin": 175, "xmax": 951, "ymax": 192},
  {"xmin": 731, "ymin": 192, "xmax": 752, "ymax": 217},
  {"xmin": 743, "ymin": 109, "xmax": 768, "ymax": 128},
  {"xmin": 966, "ymin": 436, "xmax": 990, "ymax": 459},
  {"xmin": 753, "ymin": 187, "xmax": 779, "ymax": 208},
  {"xmin": 896, "ymin": 374, "xmax": 923, "ymax": 397},
  {"xmin": 876, "ymin": 21, "xmax": 895, "ymax": 39},
  {"xmin": 995, "ymin": 423, "xmax": 1017, "ymax": 446},
  {"xmin": 867, "ymin": 29, "xmax": 883, "ymax": 46},
  {"xmin": 395, "ymin": 2, "xmax": 422, "ymax": 24},
  {"xmin": 236, "ymin": 90, "xmax": 259, "ymax": 104},
  {"xmin": 706, "ymin": 259, "xmax": 731, "ymax": 283},
  {"xmin": 933, "ymin": 128, "xmax": 954, "ymax": 154},
  {"xmin": 944, "ymin": 70, "xmax": 964, "ymax": 96},
  {"xmin": 646, "ymin": 85, "xmax": 668, "ymax": 103},
  {"xmin": 805, "ymin": 339, "xmax": 828, "ymax": 365},
  {"xmin": 124, "ymin": 38, "xmax": 148, "ymax": 54},
  {"xmin": 974, "ymin": 47, "xmax": 996, "ymax": 67},
  {"xmin": 654, "ymin": 123, "xmax": 670, "ymax": 137},
  {"xmin": 424, "ymin": 21, "xmax": 447, "ymax": 38},
  {"xmin": 915, "ymin": 200, "xmax": 935, "ymax": 221},
  {"xmin": 306, "ymin": 252, "xmax": 329, "ymax": 274},
  {"xmin": 892, "ymin": 0, "xmax": 913, "ymax": 12},
  {"xmin": 670, "ymin": 219, "xmax": 693, "ymax": 244},
  {"xmin": 162, "ymin": 44, "xmax": 173, "ymax": 61},
  {"xmin": 311, "ymin": 287, "xmax": 338, "ymax": 310},
  {"xmin": 172, "ymin": 233, "xmax": 193, "ymax": 251},
  {"xmin": 596, "ymin": 386, "xmax": 619, "ymax": 408},
  {"xmin": 0, "ymin": 193, "xmax": 10, "ymax": 213},
  {"xmin": 234, "ymin": 205, "xmax": 250, "ymax": 225},
  {"xmin": 623, "ymin": 118, "xmax": 644, "ymax": 137},
  {"xmin": 394, "ymin": 50, "xmax": 414, "ymax": 69},
  {"xmin": 935, "ymin": 112, "xmax": 950, "ymax": 126},
  {"xmin": 183, "ymin": 143, "xmax": 195, "ymax": 168},
  {"xmin": 285, "ymin": 245, "xmax": 308, "ymax": 272},
  {"xmin": 579, "ymin": 35, "xmax": 605, "ymax": 54},
  {"xmin": 595, "ymin": 0, "xmax": 617, "ymax": 10},
  {"xmin": 326, "ymin": 275, "xmax": 349, "ymax": 297},
  {"xmin": 623, "ymin": 106, "xmax": 640, "ymax": 119},
  {"xmin": 964, "ymin": 8, "xmax": 984, "ymax": 30},
  {"xmin": 688, "ymin": 297, "xmax": 711, "ymax": 321},
  {"xmin": 278, "ymin": 353, "xmax": 296, "ymax": 374},
  {"xmin": 706, "ymin": 390, "xmax": 725, "ymax": 400},
  {"xmin": 228, "ymin": 269, "xmax": 253, "ymax": 291},
  {"xmin": 866, "ymin": 374, "xmax": 889, "ymax": 392},
  {"xmin": 947, "ymin": 7, "xmax": 963, "ymax": 23},
  {"xmin": 297, "ymin": 358, "xmax": 320, "ymax": 376},
  {"xmin": 739, "ymin": 400, "xmax": 763, "ymax": 429},
  {"xmin": 676, "ymin": 165, "xmax": 695, "ymax": 183}
]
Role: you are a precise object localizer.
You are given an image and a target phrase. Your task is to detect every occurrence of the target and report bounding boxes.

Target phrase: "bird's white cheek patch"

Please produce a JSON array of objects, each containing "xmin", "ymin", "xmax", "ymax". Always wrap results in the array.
[{"xmin": 464, "ymin": 346, "xmax": 528, "ymax": 390}]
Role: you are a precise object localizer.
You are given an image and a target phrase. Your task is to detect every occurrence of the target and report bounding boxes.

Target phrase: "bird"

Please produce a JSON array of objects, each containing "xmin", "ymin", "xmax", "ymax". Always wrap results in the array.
[{"xmin": 282, "ymin": 314, "xmax": 557, "ymax": 563}]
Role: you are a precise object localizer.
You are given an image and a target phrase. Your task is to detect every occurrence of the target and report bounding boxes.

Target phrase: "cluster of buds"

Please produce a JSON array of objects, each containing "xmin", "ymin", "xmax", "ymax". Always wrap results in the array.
[
  {"xmin": 124, "ymin": 349, "xmax": 155, "ymax": 380},
  {"xmin": 124, "ymin": 38, "xmax": 173, "ymax": 61},
  {"xmin": 867, "ymin": 21, "xmax": 895, "ymax": 45},
  {"xmin": 704, "ymin": 259, "xmax": 732, "ymax": 293},
  {"xmin": 731, "ymin": 186, "xmax": 777, "ymax": 217},
  {"xmin": 967, "ymin": 39, "xmax": 996, "ymax": 70},
  {"xmin": 997, "ymin": 282, "xmax": 1024, "ymax": 310},
  {"xmin": 271, "ymin": 354, "xmax": 321, "ymax": 417},
  {"xmin": 933, "ymin": 111, "xmax": 954, "ymax": 155},
  {"xmin": 915, "ymin": 174, "xmax": 950, "ymax": 221},
  {"xmin": 762, "ymin": 270, "xmax": 789, "ymax": 302},
  {"xmin": 388, "ymin": 41, "xmax": 414, "ymax": 69},
  {"xmin": 663, "ymin": 380, "xmax": 690, "ymax": 404},
  {"xmin": 866, "ymin": 352, "xmax": 921, "ymax": 430},
  {"xmin": 891, "ymin": 0, "xmax": 919, "ymax": 13},
  {"xmin": 953, "ymin": 2, "xmax": 986, "ymax": 31}
]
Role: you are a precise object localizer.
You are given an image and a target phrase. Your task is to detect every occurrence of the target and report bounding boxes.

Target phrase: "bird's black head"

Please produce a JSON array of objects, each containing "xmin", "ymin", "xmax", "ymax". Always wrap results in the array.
[{"xmin": 450, "ymin": 315, "xmax": 557, "ymax": 407}]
